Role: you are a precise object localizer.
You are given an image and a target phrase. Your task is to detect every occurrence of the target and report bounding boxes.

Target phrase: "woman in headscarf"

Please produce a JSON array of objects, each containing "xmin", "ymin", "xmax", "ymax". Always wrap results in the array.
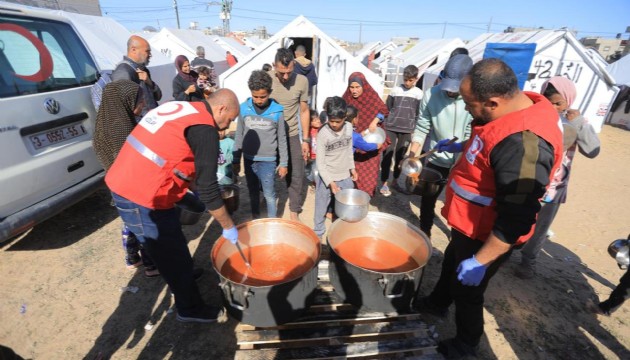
[
  {"xmin": 92, "ymin": 79, "xmax": 159, "ymax": 278},
  {"xmin": 342, "ymin": 72, "xmax": 390, "ymax": 196},
  {"xmin": 172, "ymin": 55, "xmax": 204, "ymax": 102},
  {"xmin": 515, "ymin": 76, "xmax": 600, "ymax": 279}
]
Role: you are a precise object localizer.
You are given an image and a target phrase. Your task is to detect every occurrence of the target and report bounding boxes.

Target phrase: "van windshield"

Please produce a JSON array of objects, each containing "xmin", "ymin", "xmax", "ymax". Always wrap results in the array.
[{"xmin": 0, "ymin": 15, "xmax": 98, "ymax": 98}]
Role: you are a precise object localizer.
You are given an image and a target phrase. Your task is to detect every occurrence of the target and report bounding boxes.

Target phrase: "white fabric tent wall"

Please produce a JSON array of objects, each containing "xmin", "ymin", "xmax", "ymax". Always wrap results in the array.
[
  {"xmin": 605, "ymin": 54, "xmax": 630, "ymax": 129},
  {"xmin": 422, "ymin": 30, "xmax": 618, "ymax": 132},
  {"xmin": 209, "ymin": 35, "xmax": 251, "ymax": 60},
  {"xmin": 148, "ymin": 28, "xmax": 230, "ymax": 76},
  {"xmin": 220, "ymin": 16, "xmax": 384, "ymax": 113}
]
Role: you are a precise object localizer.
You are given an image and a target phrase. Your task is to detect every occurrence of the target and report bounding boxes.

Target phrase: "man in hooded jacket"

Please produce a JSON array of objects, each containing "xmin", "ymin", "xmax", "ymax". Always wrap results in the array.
[{"xmin": 293, "ymin": 45, "xmax": 318, "ymax": 98}]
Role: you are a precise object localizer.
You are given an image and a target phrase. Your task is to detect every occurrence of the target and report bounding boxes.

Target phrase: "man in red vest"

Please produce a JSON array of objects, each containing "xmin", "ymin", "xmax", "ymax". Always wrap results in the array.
[
  {"xmin": 414, "ymin": 59, "xmax": 563, "ymax": 358},
  {"xmin": 106, "ymin": 89, "xmax": 240, "ymax": 323}
]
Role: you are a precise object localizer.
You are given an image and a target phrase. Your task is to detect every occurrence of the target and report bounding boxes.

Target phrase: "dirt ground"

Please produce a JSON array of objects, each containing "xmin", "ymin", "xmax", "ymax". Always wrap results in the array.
[{"xmin": 1, "ymin": 125, "xmax": 629, "ymax": 360}]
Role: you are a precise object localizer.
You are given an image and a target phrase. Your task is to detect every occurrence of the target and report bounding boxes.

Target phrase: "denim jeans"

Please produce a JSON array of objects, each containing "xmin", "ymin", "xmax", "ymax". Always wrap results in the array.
[
  {"xmin": 244, "ymin": 159, "xmax": 277, "ymax": 217},
  {"xmin": 313, "ymin": 175, "xmax": 354, "ymax": 237},
  {"xmin": 110, "ymin": 192, "xmax": 205, "ymax": 315}
]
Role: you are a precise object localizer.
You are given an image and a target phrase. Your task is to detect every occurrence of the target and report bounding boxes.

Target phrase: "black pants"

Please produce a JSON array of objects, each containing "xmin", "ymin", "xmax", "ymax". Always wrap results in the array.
[
  {"xmin": 380, "ymin": 130, "xmax": 411, "ymax": 182},
  {"xmin": 419, "ymin": 162, "xmax": 451, "ymax": 236},
  {"xmin": 286, "ymin": 134, "xmax": 305, "ymax": 213},
  {"xmin": 600, "ymin": 268, "xmax": 630, "ymax": 313},
  {"xmin": 428, "ymin": 229, "xmax": 513, "ymax": 347}
]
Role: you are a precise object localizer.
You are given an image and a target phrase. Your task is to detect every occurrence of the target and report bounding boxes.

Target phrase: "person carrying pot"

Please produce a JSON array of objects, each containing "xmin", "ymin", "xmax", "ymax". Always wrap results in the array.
[
  {"xmin": 413, "ymin": 59, "xmax": 563, "ymax": 358},
  {"xmin": 405, "ymin": 54, "xmax": 473, "ymax": 239},
  {"xmin": 105, "ymin": 89, "xmax": 241, "ymax": 323}
]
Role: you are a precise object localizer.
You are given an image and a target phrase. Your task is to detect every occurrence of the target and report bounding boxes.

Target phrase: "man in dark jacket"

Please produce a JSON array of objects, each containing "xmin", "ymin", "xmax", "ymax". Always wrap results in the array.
[
  {"xmin": 112, "ymin": 35, "xmax": 162, "ymax": 117},
  {"xmin": 293, "ymin": 45, "xmax": 318, "ymax": 98}
]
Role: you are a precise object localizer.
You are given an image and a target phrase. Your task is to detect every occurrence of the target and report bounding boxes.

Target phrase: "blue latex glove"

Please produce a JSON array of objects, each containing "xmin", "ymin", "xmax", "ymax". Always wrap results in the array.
[
  {"xmin": 434, "ymin": 139, "xmax": 463, "ymax": 153},
  {"xmin": 222, "ymin": 226, "xmax": 238, "ymax": 244},
  {"xmin": 456, "ymin": 256, "xmax": 487, "ymax": 286}
]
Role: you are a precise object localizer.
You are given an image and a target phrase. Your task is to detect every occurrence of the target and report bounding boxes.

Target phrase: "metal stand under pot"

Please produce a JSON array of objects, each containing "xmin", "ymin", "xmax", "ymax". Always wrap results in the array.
[{"xmin": 326, "ymin": 212, "xmax": 432, "ymax": 313}]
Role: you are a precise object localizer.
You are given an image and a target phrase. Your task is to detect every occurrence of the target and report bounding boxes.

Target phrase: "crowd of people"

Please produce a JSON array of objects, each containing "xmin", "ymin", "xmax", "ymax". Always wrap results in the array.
[{"xmin": 92, "ymin": 35, "xmax": 629, "ymax": 359}]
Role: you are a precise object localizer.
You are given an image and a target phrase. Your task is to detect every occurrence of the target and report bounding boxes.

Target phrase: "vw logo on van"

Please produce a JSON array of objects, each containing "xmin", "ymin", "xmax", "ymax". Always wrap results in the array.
[{"xmin": 44, "ymin": 98, "xmax": 60, "ymax": 115}]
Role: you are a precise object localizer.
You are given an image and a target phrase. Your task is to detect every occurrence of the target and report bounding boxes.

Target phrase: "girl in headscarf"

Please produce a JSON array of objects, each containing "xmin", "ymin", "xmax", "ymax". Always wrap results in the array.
[
  {"xmin": 515, "ymin": 76, "xmax": 600, "ymax": 279},
  {"xmin": 92, "ymin": 79, "xmax": 159, "ymax": 278},
  {"xmin": 172, "ymin": 55, "xmax": 204, "ymax": 102},
  {"xmin": 342, "ymin": 72, "xmax": 390, "ymax": 196}
]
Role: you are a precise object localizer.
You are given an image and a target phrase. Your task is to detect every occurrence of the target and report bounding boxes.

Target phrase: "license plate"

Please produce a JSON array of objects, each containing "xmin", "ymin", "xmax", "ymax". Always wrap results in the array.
[{"xmin": 29, "ymin": 123, "xmax": 88, "ymax": 150}]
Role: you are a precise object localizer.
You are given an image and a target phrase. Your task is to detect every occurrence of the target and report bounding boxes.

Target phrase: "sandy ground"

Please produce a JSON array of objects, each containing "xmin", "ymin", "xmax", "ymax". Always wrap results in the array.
[{"xmin": 1, "ymin": 125, "xmax": 629, "ymax": 360}]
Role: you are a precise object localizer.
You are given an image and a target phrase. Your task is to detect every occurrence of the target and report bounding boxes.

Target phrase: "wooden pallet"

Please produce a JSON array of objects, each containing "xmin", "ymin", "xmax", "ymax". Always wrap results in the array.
[{"xmin": 234, "ymin": 258, "xmax": 440, "ymax": 360}]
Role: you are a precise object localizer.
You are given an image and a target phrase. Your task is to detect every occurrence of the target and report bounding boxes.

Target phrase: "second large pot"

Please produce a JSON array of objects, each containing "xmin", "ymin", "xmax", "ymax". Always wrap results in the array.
[
  {"xmin": 211, "ymin": 219, "xmax": 321, "ymax": 327},
  {"xmin": 327, "ymin": 212, "xmax": 432, "ymax": 313},
  {"xmin": 405, "ymin": 167, "xmax": 447, "ymax": 197}
]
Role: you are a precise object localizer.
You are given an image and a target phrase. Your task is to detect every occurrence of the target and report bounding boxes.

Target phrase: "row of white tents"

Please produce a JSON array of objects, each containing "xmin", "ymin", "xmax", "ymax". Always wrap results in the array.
[{"xmin": 9, "ymin": 2, "xmax": 627, "ymax": 132}]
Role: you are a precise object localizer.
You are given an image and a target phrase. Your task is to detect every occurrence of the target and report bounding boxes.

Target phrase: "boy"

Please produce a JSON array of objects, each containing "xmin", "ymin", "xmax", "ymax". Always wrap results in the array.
[
  {"xmin": 313, "ymin": 97, "xmax": 357, "ymax": 238},
  {"xmin": 217, "ymin": 129, "xmax": 234, "ymax": 185},
  {"xmin": 233, "ymin": 70, "xmax": 288, "ymax": 218},
  {"xmin": 379, "ymin": 65, "xmax": 423, "ymax": 196}
]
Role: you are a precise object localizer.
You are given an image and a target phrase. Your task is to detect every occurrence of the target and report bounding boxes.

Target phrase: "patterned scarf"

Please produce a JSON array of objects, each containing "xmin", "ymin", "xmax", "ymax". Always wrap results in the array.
[
  {"xmin": 342, "ymin": 72, "xmax": 388, "ymax": 133},
  {"xmin": 175, "ymin": 55, "xmax": 198, "ymax": 83},
  {"xmin": 93, "ymin": 79, "xmax": 140, "ymax": 170}
]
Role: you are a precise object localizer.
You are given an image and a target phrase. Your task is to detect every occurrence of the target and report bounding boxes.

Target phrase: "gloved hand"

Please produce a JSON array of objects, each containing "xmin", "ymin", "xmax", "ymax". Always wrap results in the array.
[
  {"xmin": 434, "ymin": 139, "xmax": 463, "ymax": 153},
  {"xmin": 456, "ymin": 256, "xmax": 487, "ymax": 286},
  {"xmin": 222, "ymin": 226, "xmax": 238, "ymax": 244}
]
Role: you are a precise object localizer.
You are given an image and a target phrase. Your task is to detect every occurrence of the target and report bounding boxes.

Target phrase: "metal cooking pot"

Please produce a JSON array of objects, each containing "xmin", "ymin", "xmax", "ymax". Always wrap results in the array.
[
  {"xmin": 327, "ymin": 212, "xmax": 432, "ymax": 313},
  {"xmin": 305, "ymin": 160, "xmax": 319, "ymax": 183},
  {"xmin": 334, "ymin": 189, "xmax": 370, "ymax": 222},
  {"xmin": 362, "ymin": 127, "xmax": 386, "ymax": 145},
  {"xmin": 608, "ymin": 236, "xmax": 630, "ymax": 268},
  {"xmin": 220, "ymin": 184, "xmax": 239, "ymax": 214},
  {"xmin": 211, "ymin": 219, "xmax": 321, "ymax": 326},
  {"xmin": 175, "ymin": 191, "xmax": 206, "ymax": 225},
  {"xmin": 405, "ymin": 167, "xmax": 447, "ymax": 197}
]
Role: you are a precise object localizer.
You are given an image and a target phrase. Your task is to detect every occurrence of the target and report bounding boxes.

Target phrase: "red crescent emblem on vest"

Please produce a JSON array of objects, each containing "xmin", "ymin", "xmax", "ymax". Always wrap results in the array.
[
  {"xmin": 157, "ymin": 103, "xmax": 184, "ymax": 116},
  {"xmin": 0, "ymin": 23, "xmax": 54, "ymax": 82}
]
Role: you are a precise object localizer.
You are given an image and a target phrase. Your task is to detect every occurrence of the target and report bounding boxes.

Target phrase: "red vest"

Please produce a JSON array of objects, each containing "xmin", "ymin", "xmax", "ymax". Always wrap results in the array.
[
  {"xmin": 106, "ymin": 101, "xmax": 216, "ymax": 209},
  {"xmin": 441, "ymin": 92, "xmax": 563, "ymax": 244}
]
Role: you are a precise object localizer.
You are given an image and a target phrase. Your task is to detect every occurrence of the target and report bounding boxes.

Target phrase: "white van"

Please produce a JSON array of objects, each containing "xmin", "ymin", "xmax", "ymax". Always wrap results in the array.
[{"xmin": 0, "ymin": 4, "xmax": 104, "ymax": 242}]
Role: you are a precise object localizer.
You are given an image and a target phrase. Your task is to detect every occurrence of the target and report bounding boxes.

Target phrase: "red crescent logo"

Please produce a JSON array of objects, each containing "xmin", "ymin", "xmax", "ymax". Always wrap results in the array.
[
  {"xmin": 157, "ymin": 103, "xmax": 183, "ymax": 116},
  {"xmin": 0, "ymin": 23, "xmax": 54, "ymax": 82}
]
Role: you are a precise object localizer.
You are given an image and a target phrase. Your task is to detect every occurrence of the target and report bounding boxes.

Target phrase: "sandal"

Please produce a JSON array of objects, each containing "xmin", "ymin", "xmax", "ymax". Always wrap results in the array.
[
  {"xmin": 144, "ymin": 266, "xmax": 160, "ymax": 278},
  {"xmin": 380, "ymin": 185, "xmax": 391, "ymax": 197}
]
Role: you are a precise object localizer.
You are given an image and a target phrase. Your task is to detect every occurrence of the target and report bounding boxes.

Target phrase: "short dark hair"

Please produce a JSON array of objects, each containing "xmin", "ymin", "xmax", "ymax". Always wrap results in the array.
[
  {"xmin": 325, "ymin": 96, "xmax": 347, "ymax": 119},
  {"xmin": 309, "ymin": 108, "xmax": 319, "ymax": 119},
  {"xmin": 275, "ymin": 48, "xmax": 294, "ymax": 67},
  {"xmin": 346, "ymin": 105, "xmax": 358, "ymax": 122},
  {"xmin": 196, "ymin": 66, "xmax": 211, "ymax": 77},
  {"xmin": 403, "ymin": 65, "xmax": 419, "ymax": 79},
  {"xmin": 542, "ymin": 83, "xmax": 559, "ymax": 99},
  {"xmin": 468, "ymin": 58, "xmax": 519, "ymax": 102},
  {"xmin": 262, "ymin": 63, "xmax": 272, "ymax": 72},
  {"xmin": 248, "ymin": 70, "xmax": 273, "ymax": 92},
  {"xmin": 450, "ymin": 47, "xmax": 469, "ymax": 58}
]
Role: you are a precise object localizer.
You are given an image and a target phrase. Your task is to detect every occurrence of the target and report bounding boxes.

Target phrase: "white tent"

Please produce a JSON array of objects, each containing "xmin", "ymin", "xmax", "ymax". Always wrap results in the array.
[
  {"xmin": 422, "ymin": 30, "xmax": 618, "ymax": 132},
  {"xmin": 147, "ymin": 28, "xmax": 231, "ymax": 76},
  {"xmin": 41, "ymin": 10, "xmax": 176, "ymax": 102},
  {"xmin": 220, "ymin": 16, "xmax": 384, "ymax": 112},
  {"xmin": 379, "ymin": 38, "xmax": 465, "ymax": 89},
  {"xmin": 605, "ymin": 54, "xmax": 630, "ymax": 129},
  {"xmin": 209, "ymin": 35, "xmax": 251, "ymax": 60}
]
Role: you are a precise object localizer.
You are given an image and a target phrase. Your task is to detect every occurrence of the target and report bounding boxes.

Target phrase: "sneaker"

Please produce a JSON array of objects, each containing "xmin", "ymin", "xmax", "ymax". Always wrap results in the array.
[
  {"xmin": 176, "ymin": 305, "xmax": 226, "ymax": 323},
  {"xmin": 380, "ymin": 184, "xmax": 392, "ymax": 197},
  {"xmin": 412, "ymin": 296, "xmax": 448, "ymax": 318},
  {"xmin": 514, "ymin": 263, "xmax": 535, "ymax": 279},
  {"xmin": 437, "ymin": 337, "xmax": 478, "ymax": 359}
]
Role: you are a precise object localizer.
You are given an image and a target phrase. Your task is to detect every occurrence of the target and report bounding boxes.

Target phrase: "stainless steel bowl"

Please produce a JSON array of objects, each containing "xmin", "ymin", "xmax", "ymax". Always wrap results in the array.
[
  {"xmin": 305, "ymin": 160, "xmax": 319, "ymax": 183},
  {"xmin": 608, "ymin": 239, "xmax": 630, "ymax": 268},
  {"xmin": 400, "ymin": 157, "xmax": 423, "ymax": 177},
  {"xmin": 334, "ymin": 189, "xmax": 370, "ymax": 222},
  {"xmin": 220, "ymin": 184, "xmax": 240, "ymax": 214},
  {"xmin": 362, "ymin": 127, "xmax": 386, "ymax": 144}
]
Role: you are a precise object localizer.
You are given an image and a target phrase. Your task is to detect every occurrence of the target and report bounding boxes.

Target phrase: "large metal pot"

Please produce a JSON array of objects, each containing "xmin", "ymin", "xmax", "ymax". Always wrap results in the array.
[
  {"xmin": 220, "ymin": 184, "xmax": 239, "ymax": 214},
  {"xmin": 175, "ymin": 191, "xmax": 206, "ymax": 225},
  {"xmin": 608, "ymin": 236, "xmax": 630, "ymax": 268},
  {"xmin": 211, "ymin": 219, "xmax": 321, "ymax": 326},
  {"xmin": 405, "ymin": 167, "xmax": 447, "ymax": 197},
  {"xmin": 334, "ymin": 189, "xmax": 370, "ymax": 222},
  {"xmin": 327, "ymin": 212, "xmax": 432, "ymax": 313}
]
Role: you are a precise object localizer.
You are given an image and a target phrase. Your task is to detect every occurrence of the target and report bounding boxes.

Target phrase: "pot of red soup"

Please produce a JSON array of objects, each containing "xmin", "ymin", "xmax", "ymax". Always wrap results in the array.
[
  {"xmin": 327, "ymin": 212, "xmax": 432, "ymax": 313},
  {"xmin": 211, "ymin": 219, "xmax": 321, "ymax": 326}
]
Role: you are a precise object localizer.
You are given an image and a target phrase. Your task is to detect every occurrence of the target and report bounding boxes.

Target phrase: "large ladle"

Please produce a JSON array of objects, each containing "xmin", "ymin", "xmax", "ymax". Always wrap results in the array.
[{"xmin": 400, "ymin": 136, "xmax": 459, "ymax": 176}]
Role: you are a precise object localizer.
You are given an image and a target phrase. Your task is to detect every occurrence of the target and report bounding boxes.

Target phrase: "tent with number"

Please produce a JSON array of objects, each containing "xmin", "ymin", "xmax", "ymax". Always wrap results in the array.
[
  {"xmin": 422, "ymin": 29, "xmax": 618, "ymax": 132},
  {"xmin": 220, "ymin": 15, "xmax": 383, "ymax": 113}
]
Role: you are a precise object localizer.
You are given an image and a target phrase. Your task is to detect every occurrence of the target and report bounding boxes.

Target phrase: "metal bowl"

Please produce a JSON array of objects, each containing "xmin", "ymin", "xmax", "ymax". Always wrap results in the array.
[
  {"xmin": 608, "ymin": 238, "xmax": 630, "ymax": 268},
  {"xmin": 220, "ymin": 184, "xmax": 240, "ymax": 214},
  {"xmin": 334, "ymin": 188, "xmax": 370, "ymax": 222},
  {"xmin": 400, "ymin": 157, "xmax": 423, "ymax": 177},
  {"xmin": 175, "ymin": 191, "xmax": 206, "ymax": 225},
  {"xmin": 362, "ymin": 127, "xmax": 386, "ymax": 144},
  {"xmin": 305, "ymin": 160, "xmax": 319, "ymax": 183}
]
